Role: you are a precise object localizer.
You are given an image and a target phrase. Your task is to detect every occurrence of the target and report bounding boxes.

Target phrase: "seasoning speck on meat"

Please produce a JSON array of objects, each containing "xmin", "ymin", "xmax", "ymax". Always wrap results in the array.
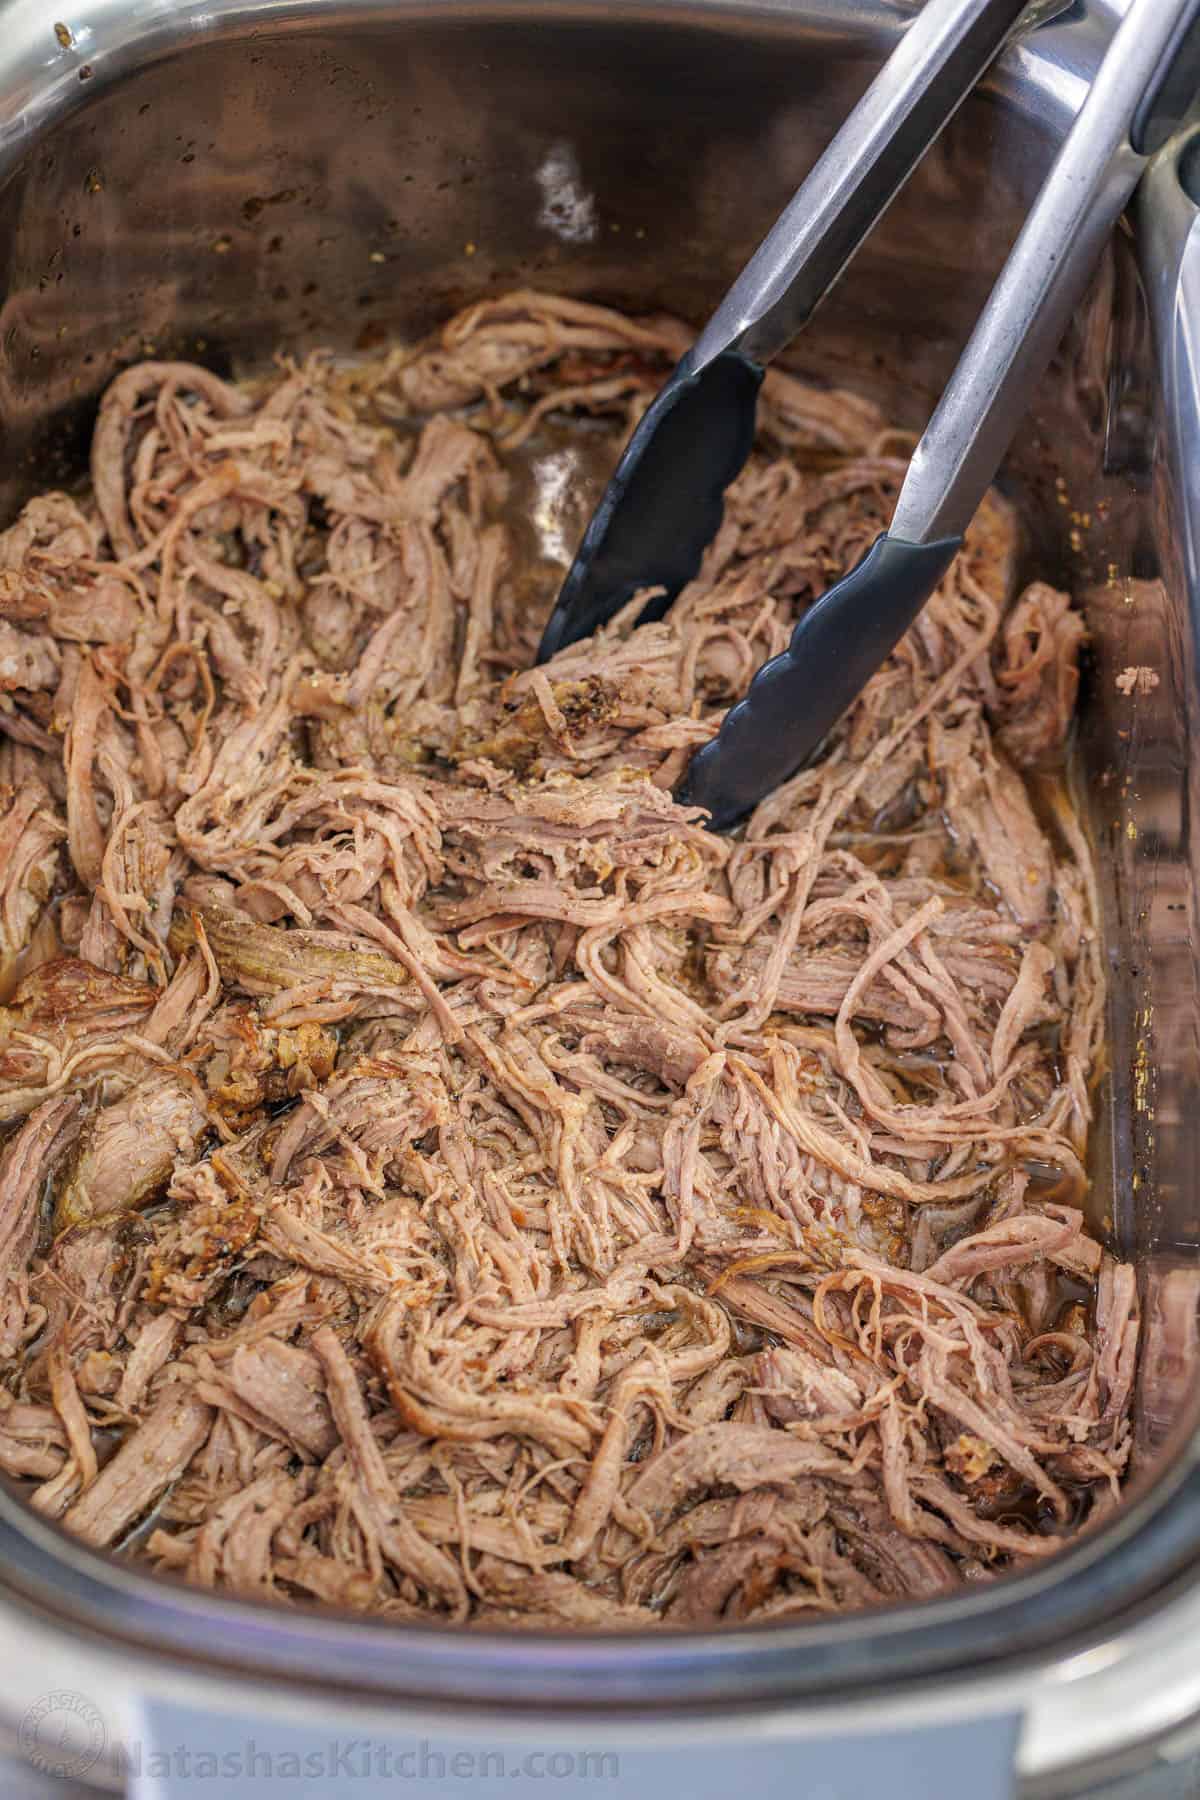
[{"xmin": 0, "ymin": 291, "xmax": 1131, "ymax": 1626}]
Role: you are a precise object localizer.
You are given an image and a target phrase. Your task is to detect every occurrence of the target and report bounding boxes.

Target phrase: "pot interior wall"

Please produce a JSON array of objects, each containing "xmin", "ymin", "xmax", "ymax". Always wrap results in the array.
[{"xmin": 0, "ymin": 9, "xmax": 1069, "ymax": 504}]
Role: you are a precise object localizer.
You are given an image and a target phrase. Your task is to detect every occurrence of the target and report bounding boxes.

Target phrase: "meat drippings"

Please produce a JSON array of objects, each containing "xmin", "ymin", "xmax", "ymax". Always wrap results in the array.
[{"xmin": 0, "ymin": 290, "xmax": 1133, "ymax": 1626}]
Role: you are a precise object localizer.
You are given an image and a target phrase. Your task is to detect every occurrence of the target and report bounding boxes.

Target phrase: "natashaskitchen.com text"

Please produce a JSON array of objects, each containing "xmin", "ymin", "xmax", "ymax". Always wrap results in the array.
[{"xmin": 114, "ymin": 1739, "xmax": 619, "ymax": 1783}]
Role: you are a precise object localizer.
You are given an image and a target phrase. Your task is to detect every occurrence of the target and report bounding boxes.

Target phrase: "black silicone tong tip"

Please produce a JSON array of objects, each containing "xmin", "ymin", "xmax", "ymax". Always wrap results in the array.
[
  {"xmin": 676, "ymin": 532, "xmax": 962, "ymax": 830},
  {"xmin": 535, "ymin": 350, "xmax": 764, "ymax": 665}
]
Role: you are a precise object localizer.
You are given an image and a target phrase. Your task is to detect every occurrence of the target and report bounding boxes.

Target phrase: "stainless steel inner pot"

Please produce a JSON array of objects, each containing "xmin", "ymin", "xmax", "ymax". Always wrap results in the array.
[{"xmin": 2, "ymin": 2, "xmax": 1200, "ymax": 1794}]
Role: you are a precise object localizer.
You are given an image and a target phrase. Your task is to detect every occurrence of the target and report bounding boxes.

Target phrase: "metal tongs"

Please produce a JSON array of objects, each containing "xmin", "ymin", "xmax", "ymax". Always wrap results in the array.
[{"xmin": 536, "ymin": 0, "xmax": 1200, "ymax": 828}]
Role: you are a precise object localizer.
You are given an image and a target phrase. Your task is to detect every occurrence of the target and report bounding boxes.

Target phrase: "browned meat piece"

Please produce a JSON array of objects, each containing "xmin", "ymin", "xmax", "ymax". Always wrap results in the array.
[
  {"xmin": 0, "ymin": 957, "xmax": 164, "ymax": 1123},
  {"xmin": 0, "ymin": 1095, "xmax": 80, "ymax": 1282},
  {"xmin": 388, "ymin": 290, "xmax": 676, "ymax": 413},
  {"xmin": 0, "ymin": 956, "xmax": 160, "ymax": 1122},
  {"xmin": 755, "ymin": 1345, "xmax": 863, "ymax": 1425},
  {"xmin": 79, "ymin": 802, "xmax": 181, "ymax": 981},
  {"xmin": 267, "ymin": 1069, "xmax": 440, "ymax": 1185},
  {"xmin": 826, "ymin": 1498, "xmax": 960, "ymax": 1598},
  {"xmin": 0, "ymin": 1403, "xmax": 69, "ymax": 1480},
  {"xmin": 0, "ymin": 781, "xmax": 65, "ymax": 996},
  {"xmin": 626, "ymin": 1424, "xmax": 856, "ymax": 1525},
  {"xmin": 30, "ymin": 1217, "xmax": 139, "ymax": 1358},
  {"xmin": 0, "ymin": 954, "xmax": 157, "ymax": 1041},
  {"xmin": 63, "ymin": 657, "xmax": 111, "ymax": 889},
  {"xmin": 990, "ymin": 581, "xmax": 1084, "ymax": 766},
  {"xmin": 937, "ymin": 715, "xmax": 1054, "ymax": 926},
  {"xmin": 200, "ymin": 1005, "xmax": 337, "ymax": 1127},
  {"xmin": 758, "ymin": 366, "xmax": 890, "ymax": 457},
  {"xmin": 90, "ymin": 361, "xmax": 251, "ymax": 557},
  {"xmin": 62, "ymin": 1387, "xmax": 214, "ymax": 1547},
  {"xmin": 115, "ymin": 1312, "xmax": 182, "ymax": 1413},
  {"xmin": 225, "ymin": 1340, "xmax": 336, "ymax": 1460},
  {"xmin": 0, "ymin": 491, "xmax": 98, "ymax": 574},
  {"xmin": 54, "ymin": 1071, "xmax": 208, "ymax": 1232},
  {"xmin": 312, "ymin": 1326, "xmax": 466, "ymax": 1611},
  {"xmin": 473, "ymin": 1556, "xmax": 656, "ymax": 1628},
  {"xmin": 554, "ymin": 1010, "xmax": 708, "ymax": 1089},
  {"xmin": 169, "ymin": 905, "xmax": 415, "ymax": 1001},
  {"xmin": 0, "ymin": 622, "xmax": 58, "ymax": 695}
]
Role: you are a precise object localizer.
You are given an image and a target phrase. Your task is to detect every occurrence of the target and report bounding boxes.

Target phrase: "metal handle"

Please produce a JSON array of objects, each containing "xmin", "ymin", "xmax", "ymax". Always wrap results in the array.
[
  {"xmin": 690, "ymin": 0, "xmax": 1037, "ymax": 373},
  {"xmin": 890, "ymin": 0, "xmax": 1200, "ymax": 547}
]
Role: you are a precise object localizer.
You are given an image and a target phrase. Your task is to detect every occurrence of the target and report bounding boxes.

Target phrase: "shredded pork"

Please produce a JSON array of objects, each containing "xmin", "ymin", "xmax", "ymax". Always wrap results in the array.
[{"xmin": 0, "ymin": 291, "xmax": 1133, "ymax": 1625}]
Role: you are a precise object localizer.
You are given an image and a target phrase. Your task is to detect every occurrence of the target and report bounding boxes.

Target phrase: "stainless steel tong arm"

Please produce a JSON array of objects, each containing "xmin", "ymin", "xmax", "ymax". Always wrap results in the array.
[
  {"xmin": 689, "ymin": 0, "xmax": 1036, "ymax": 375},
  {"xmin": 891, "ymin": 0, "xmax": 1200, "ymax": 546}
]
